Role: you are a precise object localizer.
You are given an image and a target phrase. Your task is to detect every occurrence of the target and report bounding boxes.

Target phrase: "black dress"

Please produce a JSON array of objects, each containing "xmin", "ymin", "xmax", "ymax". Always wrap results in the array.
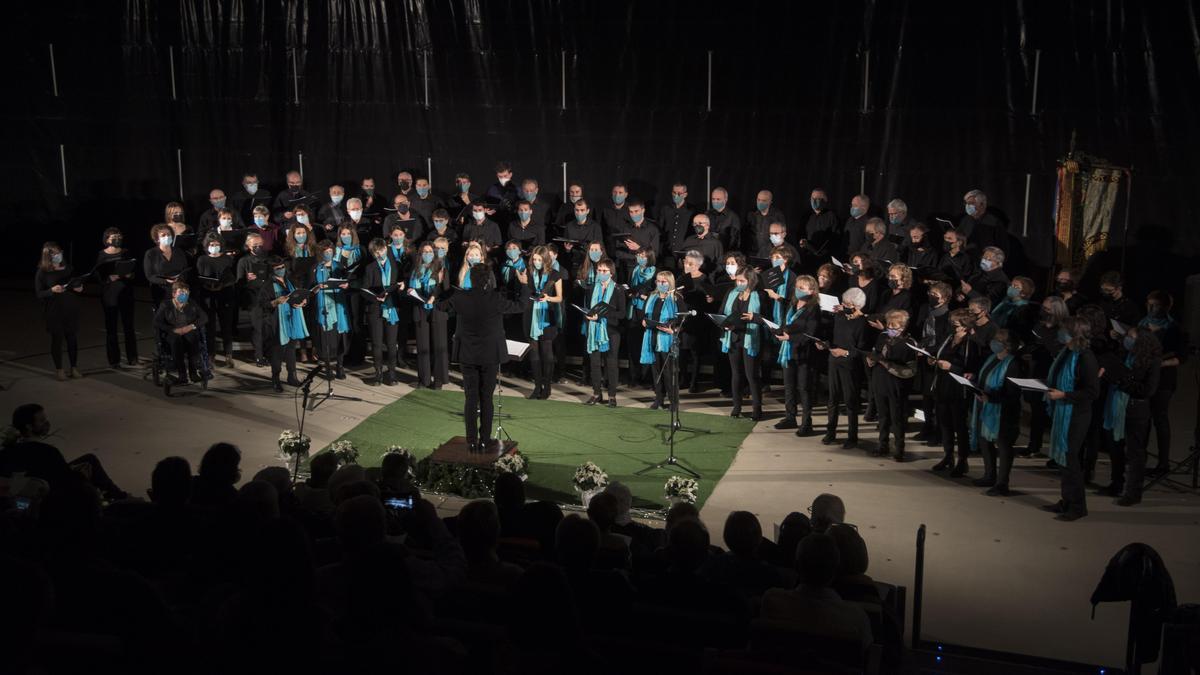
[{"xmin": 35, "ymin": 266, "xmax": 82, "ymax": 334}]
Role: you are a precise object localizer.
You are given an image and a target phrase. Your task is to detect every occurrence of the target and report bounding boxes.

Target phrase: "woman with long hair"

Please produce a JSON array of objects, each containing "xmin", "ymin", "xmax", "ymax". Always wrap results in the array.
[
  {"xmin": 640, "ymin": 269, "xmax": 687, "ymax": 410},
  {"xmin": 95, "ymin": 227, "xmax": 138, "ymax": 368},
  {"xmin": 1042, "ymin": 316, "xmax": 1101, "ymax": 521},
  {"xmin": 1021, "ymin": 295, "xmax": 1069, "ymax": 457},
  {"xmin": 719, "ymin": 265, "xmax": 763, "ymax": 420},
  {"xmin": 409, "ymin": 240, "xmax": 448, "ymax": 389},
  {"xmin": 582, "ymin": 258, "xmax": 625, "ymax": 407},
  {"xmin": 35, "ymin": 242, "xmax": 84, "ymax": 380},
  {"xmin": 970, "ymin": 328, "xmax": 1024, "ymax": 494},
  {"xmin": 524, "ymin": 246, "xmax": 563, "ymax": 399},
  {"xmin": 773, "ymin": 274, "xmax": 820, "ymax": 434}
]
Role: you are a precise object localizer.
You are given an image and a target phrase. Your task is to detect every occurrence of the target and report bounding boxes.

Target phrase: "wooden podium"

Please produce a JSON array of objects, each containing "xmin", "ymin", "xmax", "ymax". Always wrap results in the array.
[{"xmin": 429, "ymin": 436, "xmax": 519, "ymax": 468}]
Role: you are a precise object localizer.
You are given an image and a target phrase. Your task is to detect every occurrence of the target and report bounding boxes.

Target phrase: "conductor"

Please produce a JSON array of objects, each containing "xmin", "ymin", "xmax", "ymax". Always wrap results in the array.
[{"xmin": 438, "ymin": 261, "xmax": 528, "ymax": 453}]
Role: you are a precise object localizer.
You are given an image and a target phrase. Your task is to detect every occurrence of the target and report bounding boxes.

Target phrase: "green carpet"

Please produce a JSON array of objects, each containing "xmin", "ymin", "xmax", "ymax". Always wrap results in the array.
[{"xmin": 325, "ymin": 389, "xmax": 755, "ymax": 509}]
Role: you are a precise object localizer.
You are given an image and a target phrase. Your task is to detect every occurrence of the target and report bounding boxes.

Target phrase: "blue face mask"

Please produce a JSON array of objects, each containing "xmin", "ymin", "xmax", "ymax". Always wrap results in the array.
[
  {"xmin": 575, "ymin": 212, "xmax": 587, "ymax": 224},
  {"xmin": 416, "ymin": 187, "xmax": 430, "ymax": 198},
  {"xmin": 966, "ymin": 203, "xmax": 978, "ymax": 217},
  {"xmin": 596, "ymin": 271, "xmax": 611, "ymax": 283},
  {"xmin": 1006, "ymin": 286, "xmax": 1021, "ymax": 299},
  {"xmin": 795, "ymin": 289, "xmax": 811, "ymax": 299},
  {"xmin": 636, "ymin": 256, "xmax": 648, "ymax": 267},
  {"xmin": 51, "ymin": 252, "xmax": 63, "ymax": 265},
  {"xmin": 612, "ymin": 194, "xmax": 626, "ymax": 205},
  {"xmin": 889, "ymin": 214, "xmax": 903, "ymax": 225},
  {"xmin": 211, "ymin": 199, "xmax": 225, "ymax": 210},
  {"xmin": 1122, "ymin": 335, "xmax": 1136, "ymax": 351},
  {"xmin": 735, "ymin": 282, "xmax": 747, "ymax": 292},
  {"xmin": 588, "ymin": 250, "xmax": 602, "ymax": 262},
  {"xmin": 458, "ymin": 182, "xmax": 471, "ymax": 193},
  {"xmin": 657, "ymin": 282, "xmax": 671, "ymax": 293},
  {"xmin": 323, "ymin": 250, "xmax": 334, "ymax": 261},
  {"xmin": 990, "ymin": 339, "xmax": 1005, "ymax": 355},
  {"xmin": 294, "ymin": 232, "xmax": 307, "ymax": 243},
  {"xmin": 159, "ymin": 235, "xmax": 174, "ymax": 247},
  {"xmin": 533, "ymin": 259, "xmax": 544, "ymax": 270},
  {"xmin": 421, "ymin": 251, "xmax": 434, "ymax": 264},
  {"xmin": 436, "ymin": 248, "xmax": 447, "ymax": 259},
  {"xmin": 330, "ymin": 195, "xmax": 343, "ymax": 205},
  {"xmin": 176, "ymin": 292, "xmax": 189, "ymax": 304},
  {"xmin": 672, "ymin": 194, "xmax": 685, "ymax": 206},
  {"xmin": 340, "ymin": 234, "xmax": 353, "ymax": 245},
  {"xmin": 850, "ymin": 206, "xmax": 866, "ymax": 218},
  {"xmin": 254, "ymin": 216, "xmax": 267, "ymax": 227},
  {"xmin": 885, "ymin": 328, "xmax": 901, "ymax": 338},
  {"xmin": 518, "ymin": 211, "xmax": 531, "ymax": 222},
  {"xmin": 631, "ymin": 212, "xmax": 644, "ymax": 223},
  {"xmin": 1057, "ymin": 328, "xmax": 1072, "ymax": 345},
  {"xmin": 810, "ymin": 197, "xmax": 825, "ymax": 212},
  {"xmin": 756, "ymin": 200, "xmax": 769, "ymax": 211},
  {"xmin": 274, "ymin": 267, "xmax": 286, "ymax": 277},
  {"xmin": 772, "ymin": 258, "xmax": 786, "ymax": 269},
  {"xmin": 981, "ymin": 259, "xmax": 995, "ymax": 272},
  {"xmin": 506, "ymin": 249, "xmax": 521, "ymax": 261},
  {"xmin": 434, "ymin": 220, "xmax": 448, "ymax": 230},
  {"xmin": 711, "ymin": 199, "xmax": 725, "ymax": 211}
]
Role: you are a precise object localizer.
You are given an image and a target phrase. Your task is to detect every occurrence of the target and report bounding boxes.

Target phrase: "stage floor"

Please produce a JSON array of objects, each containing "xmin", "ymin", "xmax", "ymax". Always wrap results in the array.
[{"xmin": 1, "ymin": 287, "xmax": 1197, "ymax": 668}]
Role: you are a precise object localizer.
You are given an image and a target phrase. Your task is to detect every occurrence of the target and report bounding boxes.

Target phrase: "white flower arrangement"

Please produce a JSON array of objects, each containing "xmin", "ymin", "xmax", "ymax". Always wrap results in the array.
[
  {"xmin": 384, "ymin": 446, "xmax": 415, "ymax": 476},
  {"xmin": 277, "ymin": 430, "xmax": 311, "ymax": 457},
  {"xmin": 664, "ymin": 476, "xmax": 699, "ymax": 504},
  {"xmin": 329, "ymin": 439, "xmax": 359, "ymax": 465},
  {"xmin": 493, "ymin": 452, "xmax": 527, "ymax": 479},
  {"xmin": 572, "ymin": 461, "xmax": 609, "ymax": 492}
]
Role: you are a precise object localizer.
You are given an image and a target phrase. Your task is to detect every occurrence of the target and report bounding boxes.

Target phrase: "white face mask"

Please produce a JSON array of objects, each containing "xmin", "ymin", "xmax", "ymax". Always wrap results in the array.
[
  {"xmin": 330, "ymin": 194, "xmax": 343, "ymax": 205},
  {"xmin": 725, "ymin": 263, "xmax": 738, "ymax": 277},
  {"xmin": 769, "ymin": 233, "xmax": 784, "ymax": 246},
  {"xmin": 498, "ymin": 176, "xmax": 510, "ymax": 186},
  {"xmin": 208, "ymin": 245, "xmax": 222, "ymax": 255},
  {"xmin": 297, "ymin": 215, "xmax": 309, "ymax": 225},
  {"xmin": 219, "ymin": 218, "xmax": 232, "ymax": 230},
  {"xmin": 348, "ymin": 209, "xmax": 362, "ymax": 220},
  {"xmin": 245, "ymin": 183, "xmax": 258, "ymax": 195},
  {"xmin": 472, "ymin": 211, "xmax": 485, "ymax": 222}
]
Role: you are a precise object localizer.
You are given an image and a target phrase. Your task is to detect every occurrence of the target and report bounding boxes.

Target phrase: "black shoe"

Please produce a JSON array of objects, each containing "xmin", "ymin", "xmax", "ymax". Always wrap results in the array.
[
  {"xmin": 821, "ymin": 434, "xmax": 837, "ymax": 445},
  {"xmin": 585, "ymin": 395, "xmax": 603, "ymax": 406},
  {"xmin": 796, "ymin": 422, "xmax": 815, "ymax": 436},
  {"xmin": 863, "ymin": 412, "xmax": 878, "ymax": 423},
  {"xmin": 924, "ymin": 437, "xmax": 941, "ymax": 447},
  {"xmin": 1040, "ymin": 501, "xmax": 1066, "ymax": 514},
  {"xmin": 931, "ymin": 458, "xmax": 952, "ymax": 472},
  {"xmin": 688, "ymin": 382, "xmax": 702, "ymax": 394},
  {"xmin": 385, "ymin": 373, "xmax": 398, "ymax": 386},
  {"xmin": 432, "ymin": 382, "xmax": 443, "ymax": 391},
  {"xmin": 649, "ymin": 399, "xmax": 663, "ymax": 410},
  {"xmin": 539, "ymin": 385, "xmax": 550, "ymax": 399},
  {"xmin": 892, "ymin": 452, "xmax": 905, "ymax": 463},
  {"xmin": 986, "ymin": 485, "xmax": 1011, "ymax": 497},
  {"xmin": 774, "ymin": 417, "xmax": 798, "ymax": 430},
  {"xmin": 841, "ymin": 438, "xmax": 859, "ymax": 450},
  {"xmin": 607, "ymin": 398, "xmax": 617, "ymax": 408},
  {"xmin": 729, "ymin": 408, "xmax": 742, "ymax": 418},
  {"xmin": 255, "ymin": 357, "xmax": 268, "ymax": 367},
  {"xmin": 1055, "ymin": 510, "xmax": 1087, "ymax": 522},
  {"xmin": 286, "ymin": 374, "xmax": 303, "ymax": 387},
  {"xmin": 872, "ymin": 443, "xmax": 890, "ymax": 457},
  {"xmin": 750, "ymin": 409, "xmax": 762, "ymax": 421},
  {"xmin": 335, "ymin": 366, "xmax": 346, "ymax": 380},
  {"xmin": 949, "ymin": 461, "xmax": 968, "ymax": 477},
  {"xmin": 972, "ymin": 476, "xmax": 996, "ymax": 487},
  {"xmin": 1045, "ymin": 459, "xmax": 1059, "ymax": 469},
  {"xmin": 1115, "ymin": 495, "xmax": 1141, "ymax": 507},
  {"xmin": 272, "ymin": 380, "xmax": 284, "ymax": 393},
  {"xmin": 527, "ymin": 387, "xmax": 542, "ymax": 400}
]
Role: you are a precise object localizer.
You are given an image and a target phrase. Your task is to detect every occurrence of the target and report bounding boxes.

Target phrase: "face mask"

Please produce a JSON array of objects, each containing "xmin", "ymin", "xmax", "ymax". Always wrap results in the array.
[
  {"xmin": 636, "ymin": 256, "xmax": 648, "ymax": 267},
  {"xmin": 795, "ymin": 289, "xmax": 811, "ymax": 299},
  {"xmin": 1006, "ymin": 286, "xmax": 1021, "ymax": 299},
  {"xmin": 657, "ymin": 282, "xmax": 671, "ymax": 293},
  {"xmin": 245, "ymin": 183, "xmax": 258, "ymax": 195},
  {"xmin": 294, "ymin": 232, "xmax": 307, "ymax": 243},
  {"xmin": 1057, "ymin": 328, "xmax": 1072, "ymax": 345},
  {"xmin": 208, "ymin": 245, "xmax": 222, "ymax": 255},
  {"xmin": 711, "ymin": 199, "xmax": 725, "ymax": 210},
  {"xmin": 980, "ymin": 259, "xmax": 995, "ymax": 272},
  {"xmin": 330, "ymin": 195, "xmax": 343, "ymax": 205},
  {"xmin": 575, "ymin": 212, "xmax": 587, "ymax": 224},
  {"xmin": 297, "ymin": 215, "xmax": 309, "ymax": 225},
  {"xmin": 250, "ymin": 245, "xmax": 263, "ymax": 255},
  {"xmin": 336, "ymin": 234, "xmax": 352, "ymax": 246},
  {"xmin": 1055, "ymin": 280, "xmax": 1074, "ymax": 293},
  {"xmin": 1123, "ymin": 335, "xmax": 1136, "ymax": 350},
  {"xmin": 176, "ymin": 292, "xmax": 189, "ymax": 304},
  {"xmin": 363, "ymin": 187, "xmax": 375, "ymax": 195},
  {"xmin": 498, "ymin": 177, "xmax": 510, "ymax": 186},
  {"xmin": 1147, "ymin": 306, "xmax": 1164, "ymax": 317},
  {"xmin": 756, "ymin": 200, "xmax": 769, "ymax": 211},
  {"xmin": 159, "ymin": 235, "xmax": 173, "ymax": 247},
  {"xmin": 772, "ymin": 258, "xmax": 785, "ymax": 269},
  {"xmin": 274, "ymin": 267, "xmax": 286, "ymax": 277},
  {"xmin": 108, "ymin": 238, "xmax": 121, "ymax": 247},
  {"xmin": 254, "ymin": 216, "xmax": 267, "ymax": 227},
  {"xmin": 631, "ymin": 212, "xmax": 644, "ymax": 223},
  {"xmin": 434, "ymin": 220, "xmax": 447, "ymax": 230},
  {"xmin": 518, "ymin": 211, "xmax": 531, "ymax": 222},
  {"xmin": 391, "ymin": 235, "xmax": 404, "ymax": 244},
  {"xmin": 810, "ymin": 197, "xmax": 826, "ymax": 212},
  {"xmin": 467, "ymin": 254, "xmax": 481, "ymax": 265},
  {"xmin": 887, "ymin": 278, "xmax": 899, "ymax": 289},
  {"xmin": 929, "ymin": 294, "xmax": 943, "ymax": 306},
  {"xmin": 613, "ymin": 194, "xmax": 626, "ymax": 205},
  {"xmin": 416, "ymin": 187, "xmax": 430, "ymax": 198},
  {"xmin": 725, "ymin": 263, "xmax": 738, "ymax": 277},
  {"xmin": 458, "ymin": 183, "xmax": 471, "ymax": 193},
  {"xmin": 398, "ymin": 180, "xmax": 412, "ymax": 191},
  {"xmin": 473, "ymin": 211, "xmax": 486, "ymax": 222},
  {"xmin": 211, "ymin": 199, "xmax": 226, "ymax": 209},
  {"xmin": 348, "ymin": 209, "xmax": 362, "ymax": 220},
  {"xmin": 843, "ymin": 307, "xmax": 857, "ymax": 316},
  {"xmin": 396, "ymin": 204, "xmax": 410, "ymax": 215},
  {"xmin": 569, "ymin": 194, "xmax": 581, "ymax": 203},
  {"xmin": 588, "ymin": 250, "xmax": 602, "ymax": 263},
  {"xmin": 850, "ymin": 206, "xmax": 866, "ymax": 218},
  {"xmin": 435, "ymin": 248, "xmax": 447, "ymax": 259},
  {"xmin": 596, "ymin": 271, "xmax": 611, "ymax": 283},
  {"xmin": 769, "ymin": 233, "xmax": 784, "ymax": 246},
  {"xmin": 533, "ymin": 259, "xmax": 544, "ymax": 270},
  {"xmin": 376, "ymin": 254, "xmax": 388, "ymax": 263},
  {"xmin": 215, "ymin": 217, "xmax": 231, "ymax": 229},
  {"xmin": 672, "ymin": 194, "xmax": 685, "ymax": 206},
  {"xmin": 694, "ymin": 225, "xmax": 706, "ymax": 236},
  {"xmin": 289, "ymin": 185, "xmax": 302, "ymax": 194},
  {"xmin": 943, "ymin": 240, "xmax": 954, "ymax": 252},
  {"xmin": 889, "ymin": 214, "xmax": 903, "ymax": 225},
  {"xmin": 990, "ymin": 340, "xmax": 1005, "ymax": 354},
  {"xmin": 735, "ymin": 282, "xmax": 748, "ymax": 292},
  {"xmin": 421, "ymin": 251, "xmax": 435, "ymax": 264},
  {"xmin": 506, "ymin": 249, "xmax": 521, "ymax": 261},
  {"xmin": 885, "ymin": 328, "xmax": 901, "ymax": 337},
  {"xmin": 965, "ymin": 203, "xmax": 978, "ymax": 217},
  {"xmin": 51, "ymin": 252, "xmax": 63, "ymax": 265},
  {"xmin": 323, "ymin": 250, "xmax": 334, "ymax": 261}
]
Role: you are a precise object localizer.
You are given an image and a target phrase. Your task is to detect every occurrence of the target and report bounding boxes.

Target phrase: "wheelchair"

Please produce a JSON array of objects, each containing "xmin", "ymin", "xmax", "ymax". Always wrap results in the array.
[{"xmin": 150, "ymin": 324, "xmax": 213, "ymax": 396}]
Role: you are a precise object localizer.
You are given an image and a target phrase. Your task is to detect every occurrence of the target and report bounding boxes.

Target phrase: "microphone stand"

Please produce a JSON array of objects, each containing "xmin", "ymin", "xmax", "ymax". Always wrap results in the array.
[{"xmin": 638, "ymin": 312, "xmax": 707, "ymax": 478}]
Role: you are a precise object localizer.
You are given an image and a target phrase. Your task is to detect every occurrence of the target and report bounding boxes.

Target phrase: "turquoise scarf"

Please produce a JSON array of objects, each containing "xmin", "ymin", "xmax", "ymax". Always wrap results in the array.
[
  {"xmin": 461, "ymin": 265, "xmax": 473, "ymax": 290},
  {"xmin": 338, "ymin": 245, "xmax": 361, "ymax": 287},
  {"xmin": 627, "ymin": 264, "xmax": 656, "ymax": 318},
  {"xmin": 530, "ymin": 270, "xmax": 551, "ymax": 340},
  {"xmin": 1139, "ymin": 314, "xmax": 1174, "ymax": 331},
  {"xmin": 990, "ymin": 298, "xmax": 1028, "ymax": 328},
  {"xmin": 970, "ymin": 353, "xmax": 1014, "ymax": 450},
  {"xmin": 316, "ymin": 264, "xmax": 350, "ymax": 333},
  {"xmin": 585, "ymin": 282, "xmax": 615, "ymax": 353},
  {"xmin": 377, "ymin": 258, "xmax": 399, "ymax": 324},
  {"xmin": 640, "ymin": 293, "xmax": 677, "ymax": 364},
  {"xmin": 274, "ymin": 278, "xmax": 310, "ymax": 344},
  {"xmin": 720, "ymin": 290, "xmax": 761, "ymax": 357},
  {"xmin": 502, "ymin": 256, "xmax": 526, "ymax": 283},
  {"xmin": 1046, "ymin": 349, "xmax": 1080, "ymax": 465},
  {"xmin": 410, "ymin": 266, "xmax": 436, "ymax": 310},
  {"xmin": 776, "ymin": 305, "xmax": 806, "ymax": 365},
  {"xmin": 772, "ymin": 268, "xmax": 792, "ymax": 325},
  {"xmin": 1103, "ymin": 353, "xmax": 1136, "ymax": 441}
]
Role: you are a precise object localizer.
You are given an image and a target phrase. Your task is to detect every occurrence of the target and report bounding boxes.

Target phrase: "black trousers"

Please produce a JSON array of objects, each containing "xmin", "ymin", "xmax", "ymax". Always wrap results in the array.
[
  {"xmin": 315, "ymin": 324, "xmax": 349, "ymax": 367},
  {"xmin": 827, "ymin": 360, "xmax": 860, "ymax": 438},
  {"xmin": 201, "ymin": 289, "xmax": 237, "ymax": 358},
  {"xmin": 728, "ymin": 348, "xmax": 761, "ymax": 414},
  {"xmin": 781, "ymin": 359, "xmax": 812, "ymax": 424},
  {"xmin": 589, "ymin": 333, "xmax": 621, "ymax": 397},
  {"xmin": 1082, "ymin": 396, "xmax": 1105, "ymax": 478},
  {"xmin": 269, "ymin": 337, "xmax": 298, "ymax": 380},
  {"xmin": 166, "ymin": 331, "xmax": 202, "ymax": 379},
  {"xmin": 462, "ymin": 363, "xmax": 498, "ymax": 442},
  {"xmin": 872, "ymin": 372, "xmax": 908, "ymax": 451},
  {"xmin": 413, "ymin": 310, "xmax": 449, "ymax": 386},
  {"xmin": 938, "ymin": 390, "xmax": 971, "ymax": 464},
  {"xmin": 1109, "ymin": 400, "xmax": 1152, "ymax": 497},
  {"xmin": 346, "ymin": 292, "xmax": 367, "ymax": 365},
  {"xmin": 528, "ymin": 334, "xmax": 556, "ymax": 392},
  {"xmin": 102, "ymin": 292, "xmax": 138, "ymax": 366},
  {"xmin": 1060, "ymin": 408, "xmax": 1092, "ymax": 515},
  {"xmin": 1025, "ymin": 389, "xmax": 1051, "ymax": 453},
  {"xmin": 626, "ymin": 322, "xmax": 649, "ymax": 384},
  {"xmin": 981, "ymin": 437, "xmax": 1015, "ymax": 486},
  {"xmin": 650, "ymin": 350, "xmax": 673, "ymax": 402},
  {"xmin": 249, "ymin": 303, "xmax": 267, "ymax": 361},
  {"xmin": 50, "ymin": 331, "xmax": 79, "ymax": 370},
  {"xmin": 1148, "ymin": 387, "xmax": 1174, "ymax": 467},
  {"xmin": 368, "ymin": 314, "xmax": 399, "ymax": 377}
]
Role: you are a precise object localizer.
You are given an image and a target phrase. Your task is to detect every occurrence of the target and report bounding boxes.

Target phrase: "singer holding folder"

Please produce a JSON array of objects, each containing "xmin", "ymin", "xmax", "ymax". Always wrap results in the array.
[
  {"xmin": 35, "ymin": 242, "xmax": 86, "ymax": 380},
  {"xmin": 196, "ymin": 233, "xmax": 238, "ymax": 368},
  {"xmin": 435, "ymin": 261, "xmax": 528, "ymax": 453},
  {"xmin": 363, "ymin": 238, "xmax": 405, "ymax": 386},
  {"xmin": 640, "ymin": 270, "xmax": 688, "ymax": 410},
  {"xmin": 262, "ymin": 257, "xmax": 309, "ymax": 391},
  {"xmin": 582, "ymin": 258, "xmax": 625, "ymax": 407},
  {"xmin": 772, "ymin": 275, "xmax": 820, "ymax": 434},
  {"xmin": 523, "ymin": 246, "xmax": 563, "ymax": 400},
  {"xmin": 313, "ymin": 240, "xmax": 351, "ymax": 380},
  {"xmin": 1040, "ymin": 316, "xmax": 1101, "ymax": 521},
  {"xmin": 409, "ymin": 241, "xmax": 448, "ymax": 389},
  {"xmin": 95, "ymin": 228, "xmax": 139, "ymax": 368}
]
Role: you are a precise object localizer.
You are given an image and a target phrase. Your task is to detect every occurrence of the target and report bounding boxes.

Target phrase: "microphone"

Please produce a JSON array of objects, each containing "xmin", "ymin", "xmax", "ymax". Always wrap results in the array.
[
  {"xmin": 677, "ymin": 310, "xmax": 698, "ymax": 317},
  {"xmin": 300, "ymin": 362, "xmax": 324, "ymax": 388}
]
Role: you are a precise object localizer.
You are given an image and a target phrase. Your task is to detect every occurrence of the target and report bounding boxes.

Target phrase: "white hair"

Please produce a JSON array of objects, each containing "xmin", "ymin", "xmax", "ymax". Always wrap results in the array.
[
  {"xmin": 685, "ymin": 250, "xmax": 705, "ymax": 266},
  {"xmin": 887, "ymin": 198, "xmax": 908, "ymax": 213},
  {"xmin": 842, "ymin": 287, "xmax": 867, "ymax": 308},
  {"xmin": 346, "ymin": 197, "xmax": 362, "ymax": 209},
  {"xmin": 983, "ymin": 246, "xmax": 1006, "ymax": 264},
  {"xmin": 964, "ymin": 189, "xmax": 988, "ymax": 206},
  {"xmin": 853, "ymin": 194, "xmax": 870, "ymax": 206}
]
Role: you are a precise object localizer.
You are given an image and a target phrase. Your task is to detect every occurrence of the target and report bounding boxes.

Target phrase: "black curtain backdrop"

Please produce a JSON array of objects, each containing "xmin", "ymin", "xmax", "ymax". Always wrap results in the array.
[{"xmin": 5, "ymin": 0, "xmax": 1200, "ymax": 298}]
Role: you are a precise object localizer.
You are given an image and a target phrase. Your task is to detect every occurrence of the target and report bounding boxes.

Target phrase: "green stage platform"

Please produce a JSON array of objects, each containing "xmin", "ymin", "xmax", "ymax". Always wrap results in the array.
[{"xmin": 323, "ymin": 389, "xmax": 756, "ymax": 509}]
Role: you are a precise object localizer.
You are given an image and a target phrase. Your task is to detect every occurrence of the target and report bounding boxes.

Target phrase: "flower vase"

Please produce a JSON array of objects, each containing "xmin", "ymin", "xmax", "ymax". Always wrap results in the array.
[{"xmin": 578, "ymin": 487, "xmax": 600, "ymax": 507}]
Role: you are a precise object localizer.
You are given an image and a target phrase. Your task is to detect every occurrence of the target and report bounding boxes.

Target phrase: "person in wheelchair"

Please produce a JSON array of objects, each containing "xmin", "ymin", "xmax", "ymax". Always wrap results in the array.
[{"xmin": 153, "ymin": 281, "xmax": 209, "ymax": 384}]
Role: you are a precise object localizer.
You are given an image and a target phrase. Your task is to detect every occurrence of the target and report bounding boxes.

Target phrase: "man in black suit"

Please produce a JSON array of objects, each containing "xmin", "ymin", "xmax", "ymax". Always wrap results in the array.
[{"xmin": 437, "ymin": 263, "xmax": 529, "ymax": 452}]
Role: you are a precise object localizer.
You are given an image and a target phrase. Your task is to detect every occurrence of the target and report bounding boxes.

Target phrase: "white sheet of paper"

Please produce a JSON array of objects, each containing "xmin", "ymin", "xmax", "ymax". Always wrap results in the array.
[
  {"xmin": 950, "ymin": 372, "xmax": 979, "ymax": 390},
  {"xmin": 707, "ymin": 313, "xmax": 728, "ymax": 325},
  {"xmin": 505, "ymin": 340, "xmax": 531, "ymax": 358},
  {"xmin": 407, "ymin": 288, "xmax": 427, "ymax": 304},
  {"xmin": 1110, "ymin": 319, "xmax": 1127, "ymax": 335},
  {"xmin": 819, "ymin": 293, "xmax": 840, "ymax": 312},
  {"xmin": 572, "ymin": 304, "xmax": 589, "ymax": 315},
  {"xmin": 761, "ymin": 317, "xmax": 780, "ymax": 330},
  {"xmin": 831, "ymin": 256, "xmax": 845, "ymax": 270},
  {"xmin": 906, "ymin": 341, "xmax": 933, "ymax": 358},
  {"xmin": 913, "ymin": 408, "xmax": 926, "ymax": 423},
  {"xmin": 1009, "ymin": 377, "xmax": 1049, "ymax": 391}
]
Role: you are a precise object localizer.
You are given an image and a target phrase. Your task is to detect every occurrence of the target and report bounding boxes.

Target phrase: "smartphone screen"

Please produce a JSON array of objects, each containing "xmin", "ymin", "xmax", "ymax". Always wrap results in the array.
[{"xmin": 384, "ymin": 496, "xmax": 413, "ymax": 510}]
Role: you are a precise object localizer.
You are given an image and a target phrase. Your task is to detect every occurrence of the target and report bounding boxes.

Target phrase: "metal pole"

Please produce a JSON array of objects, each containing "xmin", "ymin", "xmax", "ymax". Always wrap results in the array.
[
  {"xmin": 1120, "ymin": 169, "xmax": 1133, "ymax": 275},
  {"xmin": 291, "ymin": 49, "xmax": 300, "ymax": 105},
  {"xmin": 298, "ymin": 152, "xmax": 304, "ymax": 178},
  {"xmin": 562, "ymin": 162, "xmax": 568, "ymax": 203},
  {"xmin": 706, "ymin": 50, "xmax": 713, "ymax": 112},
  {"xmin": 1030, "ymin": 49, "xmax": 1041, "ymax": 115},
  {"xmin": 560, "ymin": 50, "xmax": 566, "ymax": 111},
  {"xmin": 705, "ymin": 166, "xmax": 711, "ymax": 202},
  {"xmin": 49, "ymin": 44, "xmax": 59, "ymax": 97},
  {"xmin": 426, "ymin": 156, "xmax": 432, "ymax": 184},
  {"xmin": 912, "ymin": 524, "xmax": 926, "ymax": 649},
  {"xmin": 59, "ymin": 144, "xmax": 68, "ymax": 196},
  {"xmin": 423, "ymin": 49, "xmax": 430, "ymax": 109},
  {"xmin": 860, "ymin": 166, "xmax": 866, "ymax": 194},
  {"xmin": 176, "ymin": 148, "xmax": 184, "ymax": 199},
  {"xmin": 862, "ymin": 49, "xmax": 870, "ymax": 112},
  {"xmin": 168, "ymin": 46, "xmax": 177, "ymax": 101},
  {"xmin": 1022, "ymin": 173, "xmax": 1032, "ymax": 237}
]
